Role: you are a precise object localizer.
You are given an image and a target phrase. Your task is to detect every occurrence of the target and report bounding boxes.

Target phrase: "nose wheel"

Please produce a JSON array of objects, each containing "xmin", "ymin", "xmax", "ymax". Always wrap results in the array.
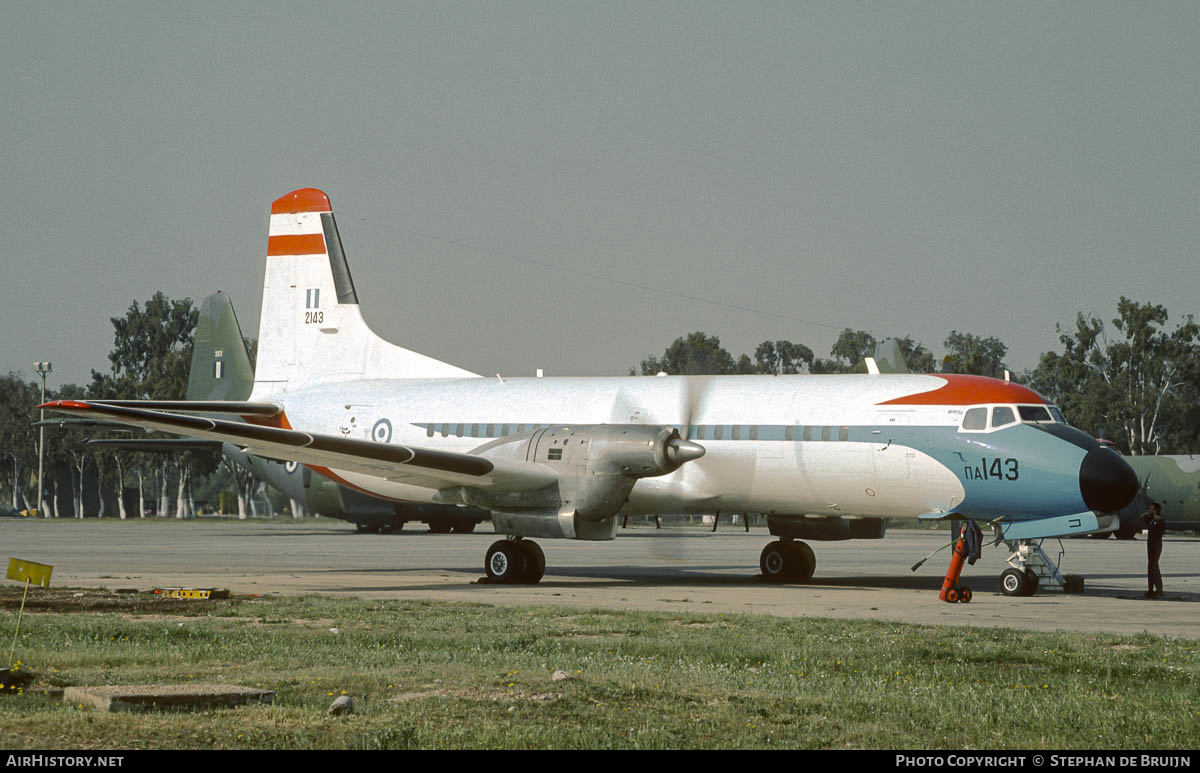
[
  {"xmin": 1000, "ymin": 567, "xmax": 1039, "ymax": 597},
  {"xmin": 484, "ymin": 539, "xmax": 545, "ymax": 584}
]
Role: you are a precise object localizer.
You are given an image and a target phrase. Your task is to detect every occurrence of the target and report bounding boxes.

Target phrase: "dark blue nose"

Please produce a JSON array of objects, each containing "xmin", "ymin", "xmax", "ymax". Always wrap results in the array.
[{"xmin": 1079, "ymin": 447, "xmax": 1139, "ymax": 512}]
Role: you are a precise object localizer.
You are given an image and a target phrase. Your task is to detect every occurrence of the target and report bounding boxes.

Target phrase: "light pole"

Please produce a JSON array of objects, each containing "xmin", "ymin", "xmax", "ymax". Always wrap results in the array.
[{"xmin": 34, "ymin": 361, "xmax": 52, "ymax": 518}]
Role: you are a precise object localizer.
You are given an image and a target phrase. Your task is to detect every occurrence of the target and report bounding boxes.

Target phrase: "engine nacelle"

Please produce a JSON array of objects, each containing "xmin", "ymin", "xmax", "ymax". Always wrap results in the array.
[{"xmin": 447, "ymin": 424, "xmax": 705, "ymax": 539}]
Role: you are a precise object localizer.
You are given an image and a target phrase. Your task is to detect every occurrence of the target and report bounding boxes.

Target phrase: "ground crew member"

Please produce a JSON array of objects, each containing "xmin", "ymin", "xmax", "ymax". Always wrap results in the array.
[{"xmin": 1141, "ymin": 502, "xmax": 1166, "ymax": 598}]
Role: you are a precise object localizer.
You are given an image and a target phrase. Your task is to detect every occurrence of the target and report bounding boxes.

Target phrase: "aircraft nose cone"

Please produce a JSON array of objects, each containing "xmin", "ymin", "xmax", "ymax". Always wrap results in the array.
[{"xmin": 1079, "ymin": 447, "xmax": 1139, "ymax": 512}]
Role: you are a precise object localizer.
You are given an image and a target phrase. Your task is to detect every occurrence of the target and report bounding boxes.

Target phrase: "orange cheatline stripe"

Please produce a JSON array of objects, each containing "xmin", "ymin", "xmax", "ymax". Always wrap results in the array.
[
  {"xmin": 267, "ymin": 233, "xmax": 326, "ymax": 256},
  {"xmin": 877, "ymin": 374, "xmax": 1046, "ymax": 406}
]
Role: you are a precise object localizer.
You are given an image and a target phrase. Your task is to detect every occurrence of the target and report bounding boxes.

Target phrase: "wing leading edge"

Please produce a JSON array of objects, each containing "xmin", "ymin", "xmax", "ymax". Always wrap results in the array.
[{"xmin": 40, "ymin": 400, "xmax": 556, "ymax": 493}]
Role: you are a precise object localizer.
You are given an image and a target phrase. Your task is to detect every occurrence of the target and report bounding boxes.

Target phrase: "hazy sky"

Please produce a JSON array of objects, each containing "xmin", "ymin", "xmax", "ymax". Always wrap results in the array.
[{"xmin": 3, "ymin": 1, "xmax": 1197, "ymax": 390}]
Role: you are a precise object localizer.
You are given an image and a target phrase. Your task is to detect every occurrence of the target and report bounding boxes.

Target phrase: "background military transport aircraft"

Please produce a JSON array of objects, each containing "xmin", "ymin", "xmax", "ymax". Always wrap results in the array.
[{"xmin": 43, "ymin": 188, "xmax": 1139, "ymax": 595}]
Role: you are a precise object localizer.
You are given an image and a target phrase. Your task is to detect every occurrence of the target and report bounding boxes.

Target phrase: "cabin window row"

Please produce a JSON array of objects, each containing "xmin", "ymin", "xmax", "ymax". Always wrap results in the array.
[
  {"xmin": 422, "ymin": 423, "xmax": 851, "ymax": 442},
  {"xmin": 691, "ymin": 425, "xmax": 850, "ymax": 442},
  {"xmin": 426, "ymin": 423, "xmax": 553, "ymax": 438}
]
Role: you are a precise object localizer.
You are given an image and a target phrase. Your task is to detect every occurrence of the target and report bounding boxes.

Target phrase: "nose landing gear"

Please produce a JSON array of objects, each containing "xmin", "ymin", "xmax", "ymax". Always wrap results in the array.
[{"xmin": 999, "ymin": 538, "xmax": 1084, "ymax": 596}]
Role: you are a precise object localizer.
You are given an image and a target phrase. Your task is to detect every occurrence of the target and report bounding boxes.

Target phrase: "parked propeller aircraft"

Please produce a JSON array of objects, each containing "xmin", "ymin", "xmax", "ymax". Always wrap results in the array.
[
  {"xmin": 83, "ymin": 292, "xmax": 488, "ymax": 534},
  {"xmin": 42, "ymin": 188, "xmax": 1140, "ymax": 595},
  {"xmin": 1112, "ymin": 453, "xmax": 1200, "ymax": 537}
]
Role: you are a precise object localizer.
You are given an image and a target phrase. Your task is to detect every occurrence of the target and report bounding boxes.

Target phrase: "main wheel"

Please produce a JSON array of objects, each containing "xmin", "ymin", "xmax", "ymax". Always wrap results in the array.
[
  {"xmin": 377, "ymin": 518, "xmax": 399, "ymax": 534},
  {"xmin": 518, "ymin": 541, "xmax": 545, "ymax": 584},
  {"xmin": 452, "ymin": 522, "xmax": 477, "ymax": 534},
  {"xmin": 789, "ymin": 541, "xmax": 816, "ymax": 583},
  {"xmin": 1001, "ymin": 568, "xmax": 1027, "ymax": 597},
  {"xmin": 428, "ymin": 521, "xmax": 453, "ymax": 534},
  {"xmin": 354, "ymin": 521, "xmax": 377, "ymax": 534},
  {"xmin": 760, "ymin": 541, "xmax": 790, "ymax": 581},
  {"xmin": 485, "ymin": 540, "xmax": 527, "ymax": 583}
]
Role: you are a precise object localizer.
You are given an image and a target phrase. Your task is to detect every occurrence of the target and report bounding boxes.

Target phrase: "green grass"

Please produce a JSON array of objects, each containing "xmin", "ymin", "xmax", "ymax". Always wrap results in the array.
[{"xmin": 0, "ymin": 591, "xmax": 1196, "ymax": 749}]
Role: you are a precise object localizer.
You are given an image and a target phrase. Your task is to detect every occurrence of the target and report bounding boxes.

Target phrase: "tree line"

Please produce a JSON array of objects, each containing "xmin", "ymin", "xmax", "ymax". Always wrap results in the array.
[
  {"xmin": 2, "ymin": 294, "xmax": 1197, "ymax": 517},
  {"xmin": 0, "ymin": 293, "xmax": 274, "ymax": 518},
  {"xmin": 634, "ymin": 298, "xmax": 1200, "ymax": 455}
]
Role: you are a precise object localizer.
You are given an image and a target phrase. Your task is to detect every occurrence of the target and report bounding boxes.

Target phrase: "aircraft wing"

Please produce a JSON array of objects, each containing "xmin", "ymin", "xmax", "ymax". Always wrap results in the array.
[
  {"xmin": 89, "ymin": 400, "xmax": 283, "ymax": 416},
  {"xmin": 40, "ymin": 400, "xmax": 556, "ymax": 493}
]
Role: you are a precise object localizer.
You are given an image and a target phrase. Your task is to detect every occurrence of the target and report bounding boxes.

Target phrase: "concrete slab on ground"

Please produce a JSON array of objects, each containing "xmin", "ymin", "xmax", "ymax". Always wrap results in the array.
[{"xmin": 64, "ymin": 683, "xmax": 274, "ymax": 712}]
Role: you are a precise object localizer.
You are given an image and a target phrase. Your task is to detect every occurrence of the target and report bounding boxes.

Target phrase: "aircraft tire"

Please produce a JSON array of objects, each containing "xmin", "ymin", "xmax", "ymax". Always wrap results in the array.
[
  {"xmin": 428, "ymin": 521, "xmax": 453, "ymax": 534},
  {"xmin": 485, "ymin": 540, "xmax": 527, "ymax": 584},
  {"xmin": 759, "ymin": 541, "xmax": 790, "ymax": 582},
  {"xmin": 518, "ymin": 541, "xmax": 545, "ymax": 584},
  {"xmin": 790, "ymin": 541, "xmax": 816, "ymax": 583},
  {"xmin": 355, "ymin": 522, "xmax": 377, "ymax": 534},
  {"xmin": 452, "ymin": 522, "xmax": 477, "ymax": 534},
  {"xmin": 377, "ymin": 519, "xmax": 399, "ymax": 535},
  {"xmin": 1000, "ymin": 568, "xmax": 1026, "ymax": 597},
  {"xmin": 1022, "ymin": 569, "xmax": 1040, "ymax": 597}
]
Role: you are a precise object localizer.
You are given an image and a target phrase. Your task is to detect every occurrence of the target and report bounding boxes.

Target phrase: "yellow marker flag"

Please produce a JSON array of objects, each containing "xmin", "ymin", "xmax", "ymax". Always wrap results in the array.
[{"xmin": 6, "ymin": 558, "xmax": 52, "ymax": 588}]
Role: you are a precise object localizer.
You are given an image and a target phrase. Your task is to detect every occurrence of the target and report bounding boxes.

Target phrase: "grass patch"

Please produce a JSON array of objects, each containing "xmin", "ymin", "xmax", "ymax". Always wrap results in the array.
[{"xmin": 0, "ymin": 588, "xmax": 1196, "ymax": 749}]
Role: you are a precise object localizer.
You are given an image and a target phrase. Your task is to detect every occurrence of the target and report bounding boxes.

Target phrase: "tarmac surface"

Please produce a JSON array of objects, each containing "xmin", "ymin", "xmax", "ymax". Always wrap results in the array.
[{"xmin": 3, "ymin": 517, "xmax": 1197, "ymax": 638}]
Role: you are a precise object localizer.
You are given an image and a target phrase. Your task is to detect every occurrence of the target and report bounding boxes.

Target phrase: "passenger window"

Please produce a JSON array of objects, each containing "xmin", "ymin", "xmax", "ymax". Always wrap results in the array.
[
  {"xmin": 991, "ymin": 407, "xmax": 1016, "ymax": 428},
  {"xmin": 455, "ymin": 424, "xmax": 464, "ymax": 437},
  {"xmin": 803, "ymin": 426, "xmax": 813, "ymax": 442},
  {"xmin": 732, "ymin": 425, "xmax": 741, "ymax": 441},
  {"xmin": 839, "ymin": 426, "xmax": 849, "ymax": 442},
  {"xmin": 696, "ymin": 426, "xmax": 706, "ymax": 440},
  {"xmin": 426, "ymin": 424, "xmax": 434, "ymax": 438},
  {"xmin": 821, "ymin": 426, "xmax": 831, "ymax": 441},
  {"xmin": 440, "ymin": 423, "xmax": 449, "ymax": 437},
  {"xmin": 785, "ymin": 425, "xmax": 794, "ymax": 442},
  {"xmin": 714, "ymin": 426, "xmax": 724, "ymax": 440},
  {"xmin": 486, "ymin": 424, "xmax": 494, "ymax": 437},
  {"xmin": 749, "ymin": 425, "xmax": 759, "ymax": 441},
  {"xmin": 962, "ymin": 408, "xmax": 987, "ymax": 431},
  {"xmin": 501, "ymin": 424, "xmax": 510, "ymax": 436},
  {"xmin": 471, "ymin": 423, "xmax": 479, "ymax": 437}
]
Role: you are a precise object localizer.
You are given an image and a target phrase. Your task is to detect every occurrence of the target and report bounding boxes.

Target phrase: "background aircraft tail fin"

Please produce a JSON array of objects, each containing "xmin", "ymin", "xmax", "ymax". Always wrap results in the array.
[
  {"xmin": 187, "ymin": 292, "xmax": 255, "ymax": 401},
  {"xmin": 872, "ymin": 338, "xmax": 911, "ymax": 374},
  {"xmin": 253, "ymin": 188, "xmax": 478, "ymax": 397}
]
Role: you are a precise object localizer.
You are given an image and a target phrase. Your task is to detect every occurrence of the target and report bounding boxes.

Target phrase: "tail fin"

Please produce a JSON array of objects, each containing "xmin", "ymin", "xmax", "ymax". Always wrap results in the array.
[
  {"xmin": 187, "ymin": 292, "xmax": 255, "ymax": 401},
  {"xmin": 253, "ymin": 188, "xmax": 477, "ymax": 398},
  {"xmin": 872, "ymin": 338, "xmax": 911, "ymax": 374}
]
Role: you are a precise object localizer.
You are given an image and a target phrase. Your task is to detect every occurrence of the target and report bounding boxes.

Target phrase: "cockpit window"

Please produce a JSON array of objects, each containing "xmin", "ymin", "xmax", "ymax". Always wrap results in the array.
[
  {"xmin": 1048, "ymin": 405, "xmax": 1065, "ymax": 423},
  {"xmin": 962, "ymin": 407, "xmax": 987, "ymax": 430},
  {"xmin": 1018, "ymin": 405, "xmax": 1053, "ymax": 423},
  {"xmin": 991, "ymin": 406, "xmax": 1016, "ymax": 428}
]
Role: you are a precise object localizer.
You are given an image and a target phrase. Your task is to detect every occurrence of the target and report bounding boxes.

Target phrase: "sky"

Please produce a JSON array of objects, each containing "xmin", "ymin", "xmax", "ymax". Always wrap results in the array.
[{"xmin": 2, "ymin": 1, "xmax": 1197, "ymax": 390}]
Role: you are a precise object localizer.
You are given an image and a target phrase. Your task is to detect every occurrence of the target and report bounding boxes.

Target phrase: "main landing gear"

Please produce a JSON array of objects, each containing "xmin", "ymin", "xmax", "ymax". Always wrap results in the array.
[
  {"xmin": 484, "ymin": 538, "xmax": 546, "ymax": 584},
  {"xmin": 759, "ymin": 539, "xmax": 816, "ymax": 583}
]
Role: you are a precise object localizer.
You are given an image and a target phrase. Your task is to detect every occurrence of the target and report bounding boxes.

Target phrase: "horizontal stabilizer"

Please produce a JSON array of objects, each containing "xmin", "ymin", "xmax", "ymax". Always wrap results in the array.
[
  {"xmin": 86, "ymin": 438, "xmax": 225, "ymax": 452},
  {"xmin": 41, "ymin": 399, "xmax": 556, "ymax": 494},
  {"xmin": 33, "ymin": 417, "xmax": 137, "ymax": 431}
]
